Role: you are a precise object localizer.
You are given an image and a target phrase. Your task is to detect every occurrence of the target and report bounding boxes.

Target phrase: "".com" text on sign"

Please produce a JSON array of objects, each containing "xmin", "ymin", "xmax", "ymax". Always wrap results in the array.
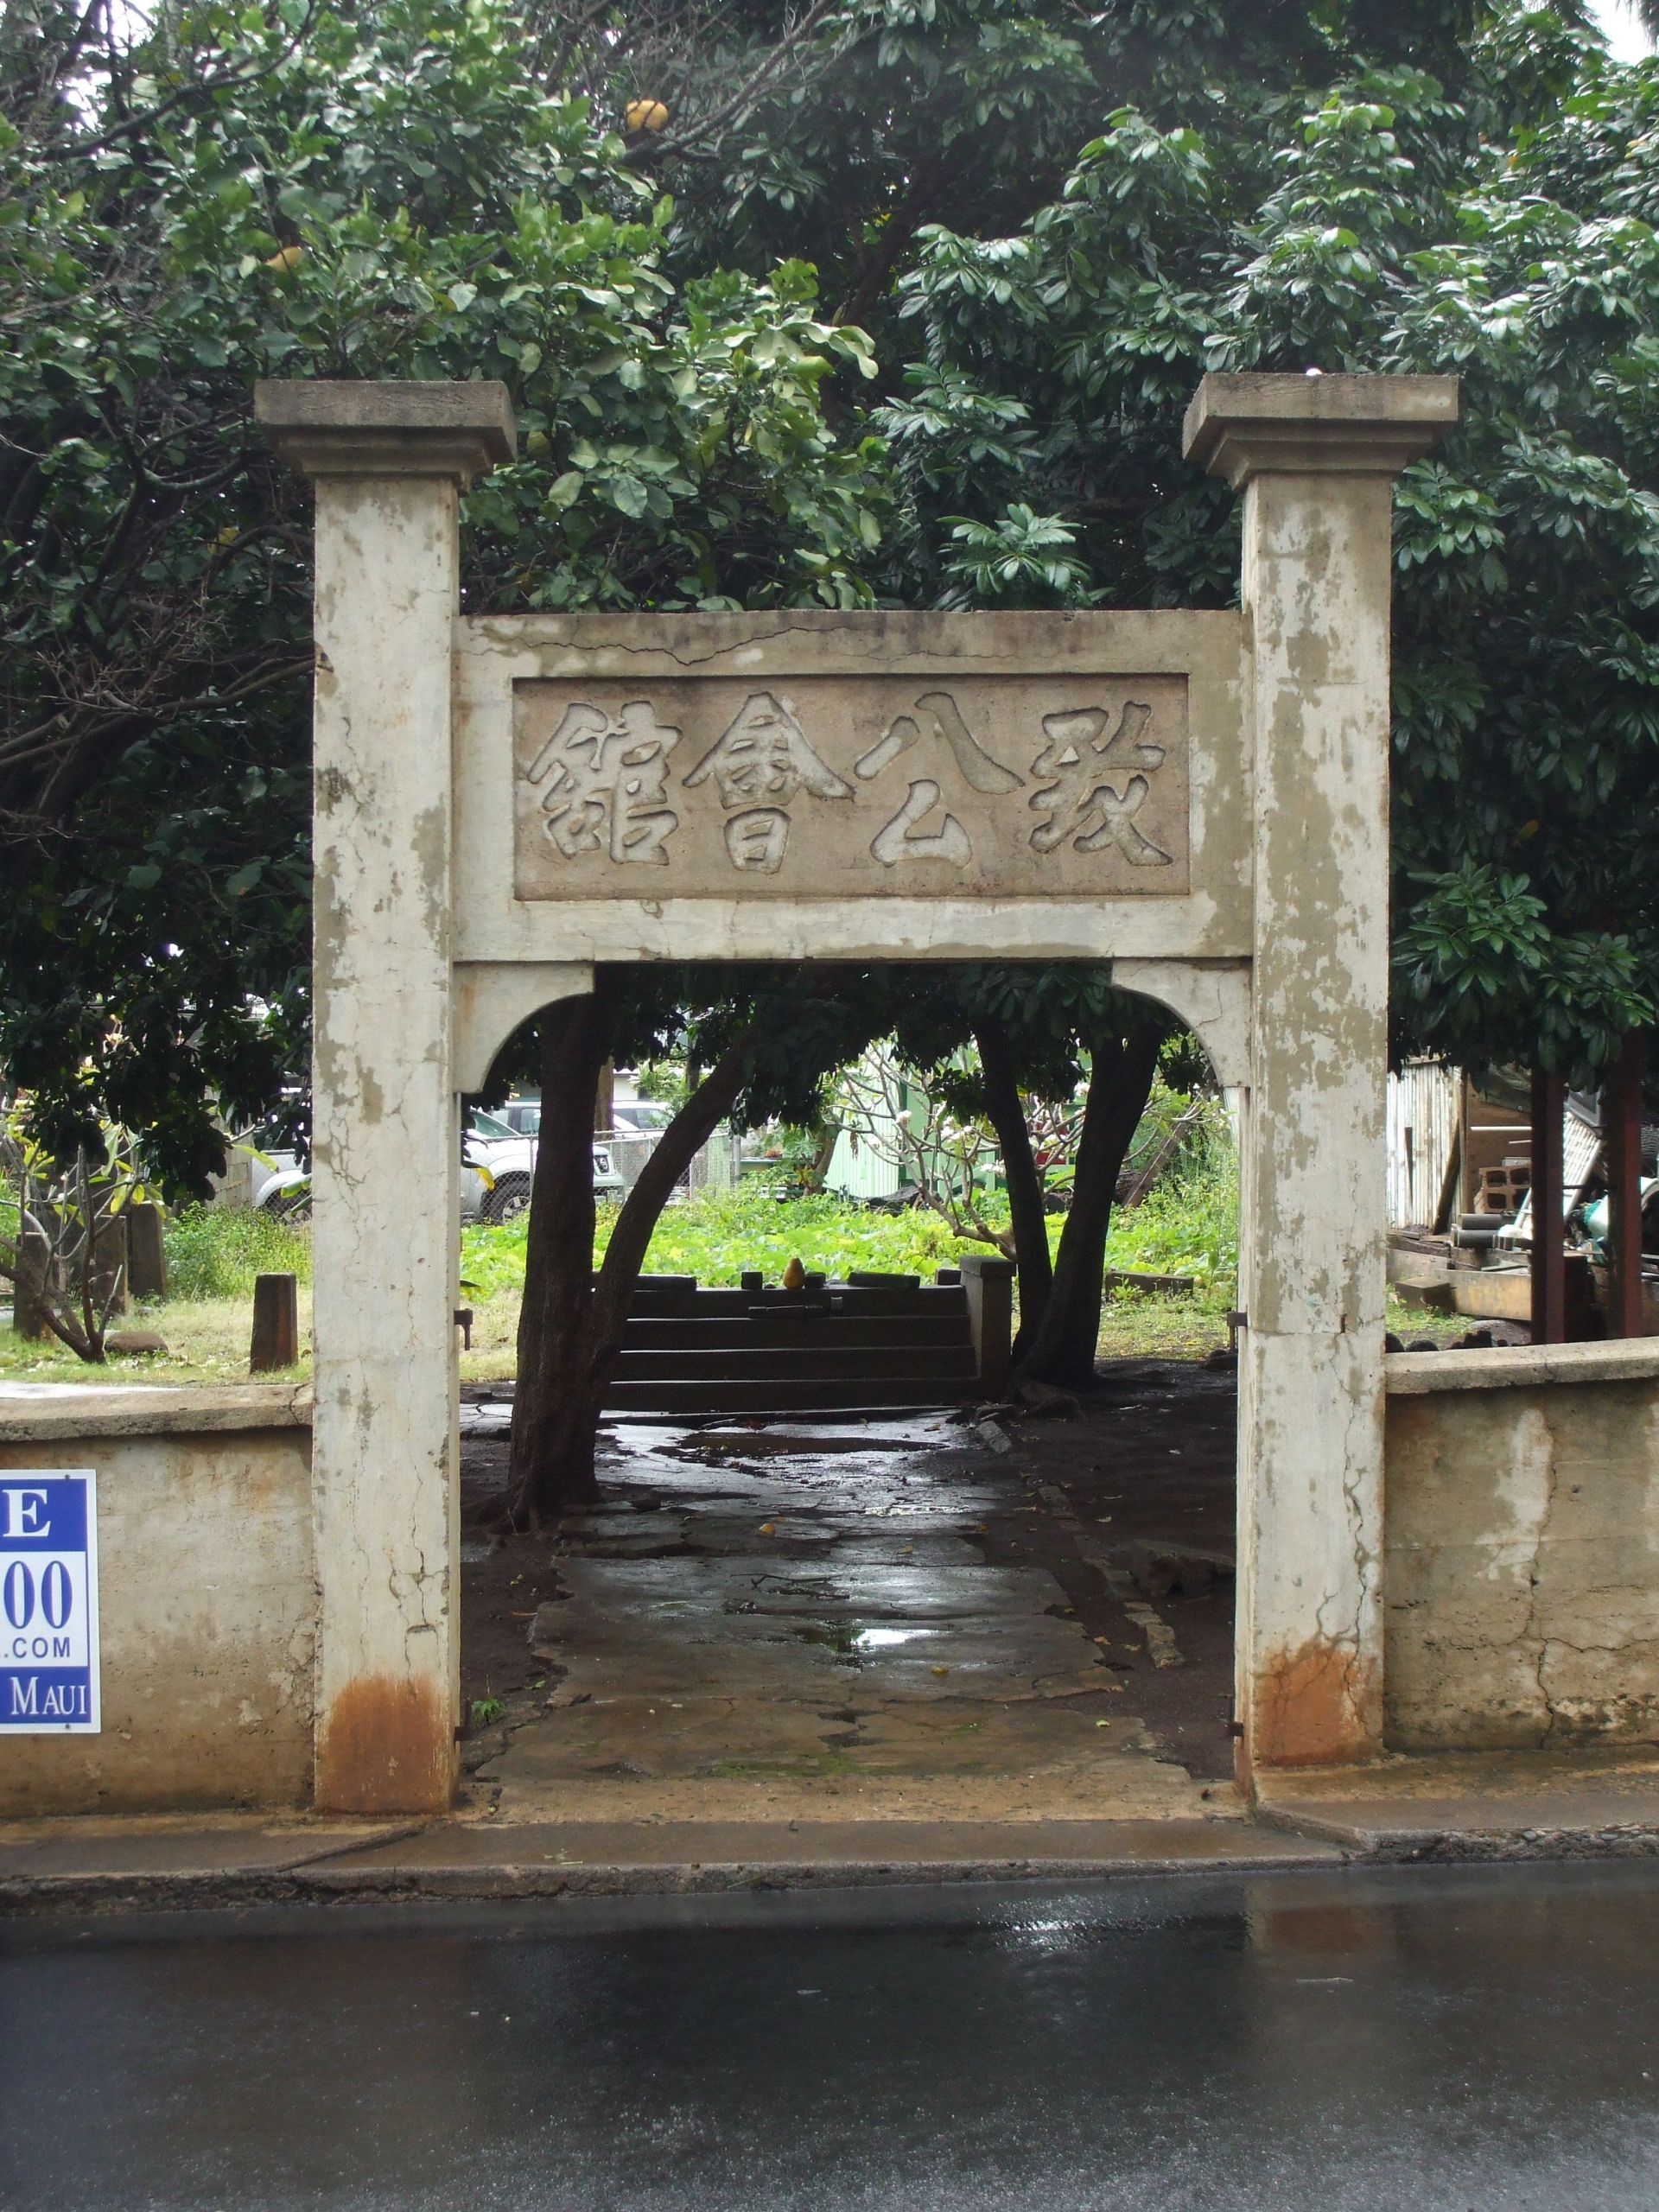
[{"xmin": 1, "ymin": 1471, "xmax": 100, "ymax": 1732}]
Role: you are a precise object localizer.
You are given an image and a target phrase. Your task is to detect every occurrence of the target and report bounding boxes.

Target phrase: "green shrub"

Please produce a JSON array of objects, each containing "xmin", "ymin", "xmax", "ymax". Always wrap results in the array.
[
  {"xmin": 162, "ymin": 1205, "xmax": 313, "ymax": 1302},
  {"xmin": 460, "ymin": 1181, "xmax": 996, "ymax": 1300}
]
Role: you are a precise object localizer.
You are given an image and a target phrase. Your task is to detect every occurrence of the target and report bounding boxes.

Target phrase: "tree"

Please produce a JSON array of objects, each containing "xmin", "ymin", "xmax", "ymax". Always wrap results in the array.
[
  {"xmin": 0, "ymin": 1112, "xmax": 152, "ymax": 1361},
  {"xmin": 0, "ymin": 0, "xmax": 886, "ymax": 1191},
  {"xmin": 514, "ymin": 0, "xmax": 1659, "ymax": 1436},
  {"xmin": 868, "ymin": 9, "xmax": 1659, "ymax": 1079},
  {"xmin": 499, "ymin": 964, "xmax": 891, "ymax": 1522},
  {"xmin": 11, "ymin": 0, "xmax": 1659, "ymax": 1430},
  {"xmin": 638, "ymin": 0, "xmax": 1492, "ymax": 334},
  {"xmin": 877, "ymin": 964, "xmax": 1178, "ymax": 1386}
]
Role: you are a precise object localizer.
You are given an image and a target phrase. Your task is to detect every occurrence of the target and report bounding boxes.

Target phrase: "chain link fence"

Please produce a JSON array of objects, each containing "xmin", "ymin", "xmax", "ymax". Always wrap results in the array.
[{"xmin": 599, "ymin": 1124, "xmax": 741, "ymax": 1199}]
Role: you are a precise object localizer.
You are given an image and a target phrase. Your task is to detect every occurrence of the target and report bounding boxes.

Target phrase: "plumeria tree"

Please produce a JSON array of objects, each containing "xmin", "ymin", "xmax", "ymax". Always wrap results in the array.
[{"xmin": 0, "ymin": 1108, "xmax": 152, "ymax": 1360}]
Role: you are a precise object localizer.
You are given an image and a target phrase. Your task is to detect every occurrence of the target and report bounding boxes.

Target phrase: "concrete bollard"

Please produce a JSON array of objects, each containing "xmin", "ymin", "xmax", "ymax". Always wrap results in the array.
[
  {"xmin": 250, "ymin": 1273, "xmax": 301, "ymax": 1372},
  {"xmin": 127, "ymin": 1203, "xmax": 168, "ymax": 1300}
]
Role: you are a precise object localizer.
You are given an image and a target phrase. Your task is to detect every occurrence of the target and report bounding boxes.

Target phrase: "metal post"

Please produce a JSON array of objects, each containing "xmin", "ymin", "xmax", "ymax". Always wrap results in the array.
[
  {"xmin": 1608, "ymin": 1033, "xmax": 1647, "ymax": 1339},
  {"xmin": 1529, "ymin": 1068, "xmax": 1566, "ymax": 1345}
]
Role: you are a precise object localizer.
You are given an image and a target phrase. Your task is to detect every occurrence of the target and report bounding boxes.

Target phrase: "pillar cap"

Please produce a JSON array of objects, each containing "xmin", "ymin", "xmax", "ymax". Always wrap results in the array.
[
  {"xmin": 254, "ymin": 379, "xmax": 517, "ymax": 483},
  {"xmin": 1183, "ymin": 372, "xmax": 1459, "ymax": 488}
]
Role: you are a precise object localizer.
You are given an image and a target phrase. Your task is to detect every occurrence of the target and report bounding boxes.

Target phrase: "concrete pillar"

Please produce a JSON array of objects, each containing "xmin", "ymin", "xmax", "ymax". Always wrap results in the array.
[
  {"xmin": 1185, "ymin": 372, "xmax": 1457, "ymax": 1774},
  {"xmin": 959, "ymin": 1253, "xmax": 1016, "ymax": 1398},
  {"xmin": 254, "ymin": 381, "xmax": 515, "ymax": 1813}
]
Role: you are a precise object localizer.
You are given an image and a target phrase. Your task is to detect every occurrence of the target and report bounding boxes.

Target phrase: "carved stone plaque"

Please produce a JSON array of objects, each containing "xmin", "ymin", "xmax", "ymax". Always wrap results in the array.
[{"xmin": 512, "ymin": 675, "xmax": 1189, "ymax": 900}]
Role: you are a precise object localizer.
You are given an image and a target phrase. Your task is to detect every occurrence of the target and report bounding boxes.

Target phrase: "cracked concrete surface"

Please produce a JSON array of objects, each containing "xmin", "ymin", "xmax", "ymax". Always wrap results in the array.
[
  {"xmin": 460, "ymin": 1408, "xmax": 1234, "ymax": 1826},
  {"xmin": 1386, "ymin": 1374, "xmax": 1659, "ymax": 1750}
]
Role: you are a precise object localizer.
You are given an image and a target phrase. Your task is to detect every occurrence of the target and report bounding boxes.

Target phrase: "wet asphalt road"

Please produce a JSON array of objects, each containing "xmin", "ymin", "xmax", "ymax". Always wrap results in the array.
[{"xmin": 6, "ymin": 1862, "xmax": 1659, "ymax": 2210}]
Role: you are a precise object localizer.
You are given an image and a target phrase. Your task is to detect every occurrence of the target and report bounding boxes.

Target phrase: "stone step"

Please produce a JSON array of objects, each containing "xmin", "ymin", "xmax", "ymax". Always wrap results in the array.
[
  {"xmin": 601, "ymin": 1376, "xmax": 977, "ymax": 1413},
  {"xmin": 626, "ymin": 1283, "xmax": 969, "ymax": 1319},
  {"xmin": 620, "ymin": 1314, "xmax": 969, "ymax": 1351},
  {"xmin": 610, "ymin": 1344, "xmax": 977, "ymax": 1383}
]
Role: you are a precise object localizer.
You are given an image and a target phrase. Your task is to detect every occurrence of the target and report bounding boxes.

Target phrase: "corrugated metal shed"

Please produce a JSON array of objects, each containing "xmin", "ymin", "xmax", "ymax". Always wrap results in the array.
[
  {"xmin": 824, "ymin": 1124, "xmax": 903, "ymax": 1201},
  {"xmin": 1387, "ymin": 1062, "xmax": 1459, "ymax": 1228}
]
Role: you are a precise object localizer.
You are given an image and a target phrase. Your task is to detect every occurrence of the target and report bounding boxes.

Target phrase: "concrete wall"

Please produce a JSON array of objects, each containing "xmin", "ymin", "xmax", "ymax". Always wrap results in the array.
[
  {"xmin": 11, "ymin": 1341, "xmax": 1659, "ymax": 1814},
  {"xmin": 0, "ymin": 1386, "xmax": 315, "ymax": 1815},
  {"xmin": 1385, "ymin": 1341, "xmax": 1659, "ymax": 1751}
]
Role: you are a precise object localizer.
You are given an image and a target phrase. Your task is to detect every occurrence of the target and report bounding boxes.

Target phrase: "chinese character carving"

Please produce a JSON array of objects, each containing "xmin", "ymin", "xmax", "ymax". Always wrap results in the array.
[
  {"xmin": 855, "ymin": 690, "xmax": 1023, "ymax": 794},
  {"xmin": 858, "ymin": 689, "xmax": 1019, "ymax": 868},
  {"xmin": 685, "ymin": 690, "xmax": 852, "ymax": 875},
  {"xmin": 870, "ymin": 779, "xmax": 972, "ymax": 868},
  {"xmin": 686, "ymin": 691, "xmax": 854, "ymax": 810},
  {"xmin": 524, "ymin": 699, "xmax": 682, "ymax": 864},
  {"xmin": 1028, "ymin": 701, "xmax": 1172, "ymax": 866},
  {"xmin": 725, "ymin": 810, "xmax": 791, "ymax": 874}
]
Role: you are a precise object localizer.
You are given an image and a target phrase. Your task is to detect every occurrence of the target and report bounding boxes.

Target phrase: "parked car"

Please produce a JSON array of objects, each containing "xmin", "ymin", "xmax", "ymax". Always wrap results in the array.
[
  {"xmin": 247, "ymin": 1109, "xmax": 623, "ymax": 1225},
  {"xmin": 241, "ymin": 1122, "xmax": 306, "ymax": 1215},
  {"xmin": 612, "ymin": 1099, "xmax": 674, "ymax": 1135},
  {"xmin": 495, "ymin": 1096, "xmax": 674, "ymax": 1141},
  {"xmin": 465, "ymin": 1109, "xmax": 624, "ymax": 1223}
]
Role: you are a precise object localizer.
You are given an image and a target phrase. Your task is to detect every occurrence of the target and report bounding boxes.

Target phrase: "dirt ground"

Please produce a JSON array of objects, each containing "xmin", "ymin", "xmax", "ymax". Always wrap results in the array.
[{"xmin": 459, "ymin": 1355, "xmax": 1239, "ymax": 1811}]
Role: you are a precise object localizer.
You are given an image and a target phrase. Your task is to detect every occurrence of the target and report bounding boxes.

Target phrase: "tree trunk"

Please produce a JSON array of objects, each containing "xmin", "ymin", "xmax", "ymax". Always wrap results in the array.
[
  {"xmin": 1014, "ymin": 1022, "xmax": 1162, "ymax": 1389},
  {"xmin": 973, "ymin": 1015, "xmax": 1052, "ymax": 1361},
  {"xmin": 505, "ymin": 983, "xmax": 621, "ymax": 1525},
  {"xmin": 802, "ymin": 1124, "xmax": 839, "ymax": 1192},
  {"xmin": 505, "ymin": 1004, "xmax": 759, "ymax": 1528},
  {"xmin": 587, "ymin": 1031, "xmax": 758, "ymax": 1357}
]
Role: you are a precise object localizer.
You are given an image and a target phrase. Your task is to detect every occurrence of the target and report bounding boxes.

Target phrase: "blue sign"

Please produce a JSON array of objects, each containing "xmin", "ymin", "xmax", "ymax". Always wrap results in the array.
[{"xmin": 0, "ymin": 1471, "xmax": 100, "ymax": 1732}]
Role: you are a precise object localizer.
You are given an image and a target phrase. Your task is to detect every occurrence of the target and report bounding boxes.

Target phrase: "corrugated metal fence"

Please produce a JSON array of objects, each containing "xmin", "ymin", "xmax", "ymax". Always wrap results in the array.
[{"xmin": 1387, "ymin": 1062, "xmax": 1459, "ymax": 1229}]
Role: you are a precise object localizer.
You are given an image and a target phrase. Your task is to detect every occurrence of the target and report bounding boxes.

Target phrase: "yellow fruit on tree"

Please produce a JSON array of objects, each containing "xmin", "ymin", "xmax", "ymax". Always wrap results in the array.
[{"xmin": 625, "ymin": 97, "xmax": 669, "ymax": 133}]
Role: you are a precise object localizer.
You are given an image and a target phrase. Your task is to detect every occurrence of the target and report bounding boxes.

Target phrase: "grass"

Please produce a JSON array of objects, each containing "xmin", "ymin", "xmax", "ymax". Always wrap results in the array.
[
  {"xmin": 460, "ymin": 1182, "xmax": 987, "ymax": 1301},
  {"xmin": 1385, "ymin": 1294, "xmax": 1481, "ymax": 1348},
  {"xmin": 2, "ymin": 1147, "xmax": 1248, "ymax": 1388},
  {"xmin": 0, "ymin": 1202, "xmax": 315, "ymax": 1385},
  {"xmin": 163, "ymin": 1205, "xmax": 313, "ymax": 1300},
  {"xmin": 0, "ymin": 1291, "xmax": 313, "ymax": 1388},
  {"xmin": 1098, "ymin": 1291, "xmax": 1233, "ymax": 1361}
]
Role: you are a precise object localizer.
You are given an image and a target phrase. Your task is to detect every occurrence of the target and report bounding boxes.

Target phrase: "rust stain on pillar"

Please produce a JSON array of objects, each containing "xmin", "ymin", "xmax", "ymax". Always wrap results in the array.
[
  {"xmin": 318, "ymin": 1675, "xmax": 453, "ymax": 1815},
  {"xmin": 1253, "ymin": 1638, "xmax": 1382, "ymax": 1770}
]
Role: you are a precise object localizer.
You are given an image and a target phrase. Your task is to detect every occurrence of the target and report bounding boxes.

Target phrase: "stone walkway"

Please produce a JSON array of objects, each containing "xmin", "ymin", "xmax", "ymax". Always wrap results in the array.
[{"xmin": 461, "ymin": 1408, "xmax": 1234, "ymax": 1826}]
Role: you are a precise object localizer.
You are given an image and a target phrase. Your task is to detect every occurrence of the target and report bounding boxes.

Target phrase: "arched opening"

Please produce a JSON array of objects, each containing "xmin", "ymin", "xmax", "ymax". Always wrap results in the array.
[{"xmin": 451, "ymin": 958, "xmax": 1247, "ymax": 1824}]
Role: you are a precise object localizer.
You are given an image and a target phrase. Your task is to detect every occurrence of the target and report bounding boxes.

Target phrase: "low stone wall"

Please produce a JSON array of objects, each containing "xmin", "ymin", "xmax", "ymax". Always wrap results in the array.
[
  {"xmin": 0, "ymin": 1385, "xmax": 315, "ymax": 1815},
  {"xmin": 1384, "ymin": 1340, "xmax": 1659, "ymax": 1751}
]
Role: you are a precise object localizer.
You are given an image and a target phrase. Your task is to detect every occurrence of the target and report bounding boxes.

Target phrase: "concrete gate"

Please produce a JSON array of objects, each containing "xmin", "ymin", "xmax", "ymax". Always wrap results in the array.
[{"xmin": 256, "ymin": 369, "xmax": 1459, "ymax": 1815}]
